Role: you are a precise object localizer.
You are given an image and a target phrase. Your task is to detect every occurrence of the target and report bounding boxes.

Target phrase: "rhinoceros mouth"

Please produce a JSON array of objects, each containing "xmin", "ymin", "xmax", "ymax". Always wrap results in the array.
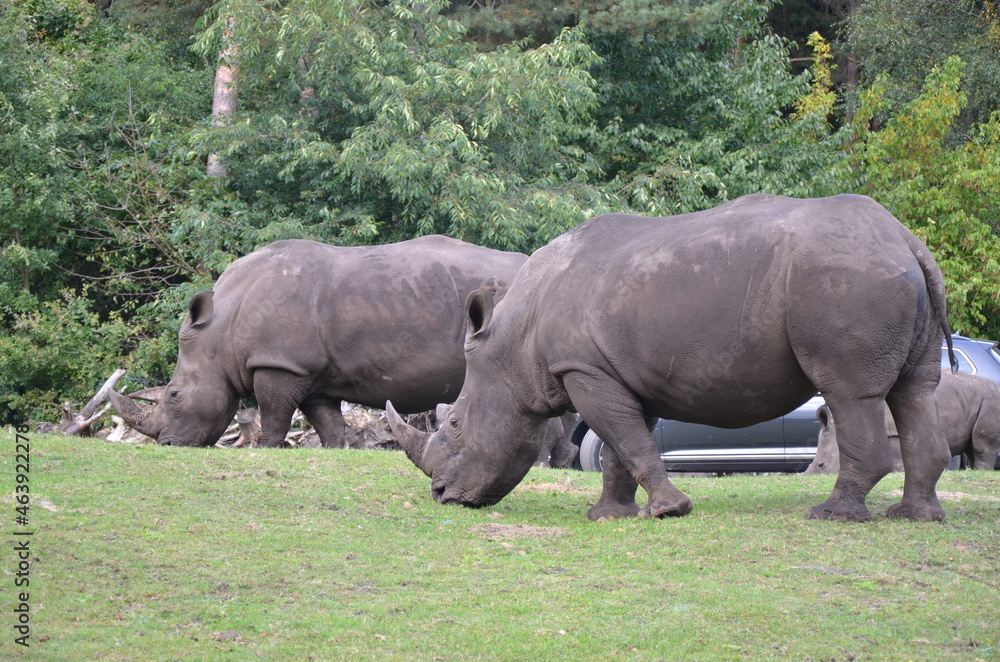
[{"xmin": 431, "ymin": 481, "xmax": 501, "ymax": 508}]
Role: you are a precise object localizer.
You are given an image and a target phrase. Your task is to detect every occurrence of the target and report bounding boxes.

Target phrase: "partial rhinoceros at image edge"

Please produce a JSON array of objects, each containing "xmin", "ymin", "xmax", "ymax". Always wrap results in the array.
[{"xmin": 805, "ymin": 368, "xmax": 1000, "ymax": 474}]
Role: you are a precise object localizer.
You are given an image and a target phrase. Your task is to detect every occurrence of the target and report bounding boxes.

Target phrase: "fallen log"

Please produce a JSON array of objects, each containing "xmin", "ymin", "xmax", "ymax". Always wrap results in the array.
[
  {"xmin": 99, "ymin": 400, "xmax": 429, "ymax": 450},
  {"xmin": 52, "ymin": 369, "xmax": 127, "ymax": 436}
]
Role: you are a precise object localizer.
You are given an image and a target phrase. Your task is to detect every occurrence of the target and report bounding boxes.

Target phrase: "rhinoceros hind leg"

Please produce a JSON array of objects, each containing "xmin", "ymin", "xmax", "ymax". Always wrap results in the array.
[
  {"xmin": 806, "ymin": 493, "xmax": 872, "ymax": 522},
  {"xmin": 885, "ymin": 369, "xmax": 950, "ymax": 521},
  {"xmin": 803, "ymin": 396, "xmax": 894, "ymax": 521},
  {"xmin": 886, "ymin": 497, "xmax": 945, "ymax": 521},
  {"xmin": 300, "ymin": 397, "xmax": 346, "ymax": 449}
]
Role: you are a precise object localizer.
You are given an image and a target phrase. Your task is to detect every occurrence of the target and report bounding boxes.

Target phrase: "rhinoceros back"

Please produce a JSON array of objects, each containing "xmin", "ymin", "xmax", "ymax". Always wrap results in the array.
[
  {"xmin": 207, "ymin": 237, "xmax": 526, "ymax": 412},
  {"xmin": 497, "ymin": 194, "xmax": 950, "ymax": 426}
]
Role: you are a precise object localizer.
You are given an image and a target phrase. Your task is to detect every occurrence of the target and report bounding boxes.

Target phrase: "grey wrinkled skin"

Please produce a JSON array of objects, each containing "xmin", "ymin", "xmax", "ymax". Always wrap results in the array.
[
  {"xmin": 806, "ymin": 368, "xmax": 1000, "ymax": 474},
  {"xmin": 388, "ymin": 194, "xmax": 955, "ymax": 523},
  {"xmin": 111, "ymin": 236, "xmax": 526, "ymax": 448},
  {"xmin": 806, "ymin": 404, "xmax": 902, "ymax": 475},
  {"xmin": 431, "ymin": 404, "xmax": 578, "ymax": 468}
]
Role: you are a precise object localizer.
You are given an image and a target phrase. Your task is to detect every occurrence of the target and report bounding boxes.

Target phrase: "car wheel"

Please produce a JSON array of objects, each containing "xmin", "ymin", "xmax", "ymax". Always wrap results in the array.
[
  {"xmin": 947, "ymin": 452, "xmax": 975, "ymax": 470},
  {"xmin": 580, "ymin": 430, "xmax": 604, "ymax": 472}
]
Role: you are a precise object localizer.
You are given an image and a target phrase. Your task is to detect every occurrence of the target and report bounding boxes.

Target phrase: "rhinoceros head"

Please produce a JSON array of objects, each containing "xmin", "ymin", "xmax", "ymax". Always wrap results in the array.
[
  {"xmin": 387, "ymin": 289, "xmax": 549, "ymax": 507},
  {"xmin": 110, "ymin": 291, "xmax": 240, "ymax": 446}
]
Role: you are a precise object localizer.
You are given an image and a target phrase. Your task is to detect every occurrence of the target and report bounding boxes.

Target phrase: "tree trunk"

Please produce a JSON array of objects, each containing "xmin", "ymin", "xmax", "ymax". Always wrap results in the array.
[
  {"xmin": 844, "ymin": 55, "xmax": 859, "ymax": 122},
  {"xmin": 298, "ymin": 57, "xmax": 316, "ymax": 118},
  {"xmin": 89, "ymin": 0, "xmax": 113, "ymax": 17},
  {"xmin": 13, "ymin": 229, "xmax": 29, "ymax": 293},
  {"xmin": 207, "ymin": 19, "xmax": 239, "ymax": 179}
]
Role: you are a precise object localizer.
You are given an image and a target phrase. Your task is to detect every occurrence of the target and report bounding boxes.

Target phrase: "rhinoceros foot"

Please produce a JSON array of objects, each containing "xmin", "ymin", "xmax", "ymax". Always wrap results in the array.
[
  {"xmin": 639, "ymin": 491, "xmax": 694, "ymax": 519},
  {"xmin": 586, "ymin": 501, "xmax": 641, "ymax": 521},
  {"xmin": 806, "ymin": 498, "xmax": 873, "ymax": 522},
  {"xmin": 886, "ymin": 497, "xmax": 946, "ymax": 522}
]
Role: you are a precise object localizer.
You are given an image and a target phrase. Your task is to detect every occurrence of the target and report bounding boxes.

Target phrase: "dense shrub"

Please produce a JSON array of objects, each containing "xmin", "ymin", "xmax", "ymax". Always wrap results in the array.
[{"xmin": 0, "ymin": 290, "xmax": 130, "ymax": 425}]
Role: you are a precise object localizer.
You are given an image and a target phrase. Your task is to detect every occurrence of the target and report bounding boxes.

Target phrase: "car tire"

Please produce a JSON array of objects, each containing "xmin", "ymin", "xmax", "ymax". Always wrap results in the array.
[
  {"xmin": 580, "ymin": 430, "xmax": 604, "ymax": 472},
  {"xmin": 947, "ymin": 452, "xmax": 976, "ymax": 470}
]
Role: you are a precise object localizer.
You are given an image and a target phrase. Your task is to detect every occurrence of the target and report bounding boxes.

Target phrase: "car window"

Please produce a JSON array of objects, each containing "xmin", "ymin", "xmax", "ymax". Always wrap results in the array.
[{"xmin": 942, "ymin": 347, "xmax": 975, "ymax": 374}]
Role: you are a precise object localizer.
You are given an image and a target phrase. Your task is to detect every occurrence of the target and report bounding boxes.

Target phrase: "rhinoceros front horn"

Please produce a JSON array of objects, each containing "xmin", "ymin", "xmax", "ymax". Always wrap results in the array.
[
  {"xmin": 109, "ymin": 389, "xmax": 163, "ymax": 439},
  {"xmin": 386, "ymin": 401, "xmax": 434, "ymax": 477}
]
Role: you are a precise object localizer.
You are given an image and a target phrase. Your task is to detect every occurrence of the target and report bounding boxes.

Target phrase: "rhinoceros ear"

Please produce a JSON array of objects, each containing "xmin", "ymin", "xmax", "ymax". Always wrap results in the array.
[
  {"xmin": 816, "ymin": 404, "xmax": 832, "ymax": 430},
  {"xmin": 186, "ymin": 291, "xmax": 215, "ymax": 327},
  {"xmin": 465, "ymin": 289, "xmax": 495, "ymax": 340}
]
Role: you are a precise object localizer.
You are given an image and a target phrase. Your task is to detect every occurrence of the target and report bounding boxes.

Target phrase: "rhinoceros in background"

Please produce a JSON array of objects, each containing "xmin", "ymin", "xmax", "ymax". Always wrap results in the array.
[
  {"xmin": 110, "ymin": 237, "xmax": 527, "ymax": 448},
  {"xmin": 805, "ymin": 368, "xmax": 1000, "ymax": 474},
  {"xmin": 388, "ymin": 194, "xmax": 956, "ymax": 523},
  {"xmin": 534, "ymin": 413, "xmax": 580, "ymax": 468},
  {"xmin": 805, "ymin": 403, "xmax": 902, "ymax": 475}
]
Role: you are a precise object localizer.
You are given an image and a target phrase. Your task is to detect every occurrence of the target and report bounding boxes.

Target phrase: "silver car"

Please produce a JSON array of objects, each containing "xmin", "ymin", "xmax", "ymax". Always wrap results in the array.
[{"xmin": 573, "ymin": 335, "xmax": 1000, "ymax": 473}]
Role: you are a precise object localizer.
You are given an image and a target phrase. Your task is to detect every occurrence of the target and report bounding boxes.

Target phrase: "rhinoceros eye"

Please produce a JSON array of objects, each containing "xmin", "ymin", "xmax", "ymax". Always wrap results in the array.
[{"xmin": 449, "ymin": 418, "xmax": 459, "ymax": 429}]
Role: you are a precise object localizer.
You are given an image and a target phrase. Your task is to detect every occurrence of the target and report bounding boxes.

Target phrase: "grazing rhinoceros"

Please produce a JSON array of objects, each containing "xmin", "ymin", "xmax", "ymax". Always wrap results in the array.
[
  {"xmin": 428, "ymin": 404, "xmax": 579, "ymax": 469},
  {"xmin": 805, "ymin": 368, "xmax": 1000, "ymax": 474},
  {"xmin": 110, "ymin": 237, "xmax": 527, "ymax": 448},
  {"xmin": 387, "ymin": 194, "xmax": 956, "ymax": 522}
]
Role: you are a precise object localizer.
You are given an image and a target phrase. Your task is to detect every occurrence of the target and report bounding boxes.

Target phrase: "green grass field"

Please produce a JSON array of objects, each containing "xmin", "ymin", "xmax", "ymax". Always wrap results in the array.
[{"xmin": 2, "ymin": 430, "xmax": 998, "ymax": 661}]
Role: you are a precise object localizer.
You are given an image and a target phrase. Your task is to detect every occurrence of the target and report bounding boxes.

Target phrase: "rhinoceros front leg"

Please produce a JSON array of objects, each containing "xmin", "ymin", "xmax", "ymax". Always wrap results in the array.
[
  {"xmin": 254, "ymin": 368, "xmax": 311, "ymax": 448},
  {"xmin": 299, "ymin": 396, "xmax": 346, "ymax": 449},
  {"xmin": 564, "ymin": 372, "xmax": 693, "ymax": 520}
]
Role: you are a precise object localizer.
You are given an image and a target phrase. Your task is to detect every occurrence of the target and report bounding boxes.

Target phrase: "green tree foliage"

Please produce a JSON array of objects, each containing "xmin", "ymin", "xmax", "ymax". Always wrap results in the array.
[
  {"xmin": 70, "ymin": 32, "xmax": 213, "ymax": 289},
  {"xmin": 108, "ymin": 0, "xmax": 214, "ymax": 63},
  {"xmin": 445, "ymin": 0, "xmax": 578, "ymax": 47},
  {"xmin": 0, "ymin": 0, "xmax": 212, "ymax": 421},
  {"xmin": 583, "ymin": 0, "xmax": 853, "ymax": 215},
  {"xmin": 190, "ymin": 0, "xmax": 605, "ymax": 252},
  {"xmin": 447, "ymin": 0, "xmax": 759, "ymax": 50},
  {"xmin": 0, "ymin": 0, "xmax": 78, "ymax": 307},
  {"xmin": 844, "ymin": 0, "xmax": 1000, "ymax": 132},
  {"xmin": 852, "ymin": 56, "xmax": 1000, "ymax": 335},
  {"xmin": 0, "ymin": 290, "xmax": 131, "ymax": 423},
  {"xmin": 4, "ymin": 0, "xmax": 1000, "ymax": 422}
]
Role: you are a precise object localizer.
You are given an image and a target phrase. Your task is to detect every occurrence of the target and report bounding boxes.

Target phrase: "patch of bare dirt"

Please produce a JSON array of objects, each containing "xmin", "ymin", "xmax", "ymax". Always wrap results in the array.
[
  {"xmin": 471, "ymin": 523, "xmax": 568, "ymax": 540},
  {"xmin": 890, "ymin": 490, "xmax": 1000, "ymax": 502},
  {"xmin": 513, "ymin": 478, "xmax": 586, "ymax": 494}
]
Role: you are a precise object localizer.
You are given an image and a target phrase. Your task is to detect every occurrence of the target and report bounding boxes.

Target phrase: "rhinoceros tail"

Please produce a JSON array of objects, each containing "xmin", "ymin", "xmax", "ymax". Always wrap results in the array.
[{"xmin": 905, "ymin": 231, "xmax": 957, "ymax": 371}]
